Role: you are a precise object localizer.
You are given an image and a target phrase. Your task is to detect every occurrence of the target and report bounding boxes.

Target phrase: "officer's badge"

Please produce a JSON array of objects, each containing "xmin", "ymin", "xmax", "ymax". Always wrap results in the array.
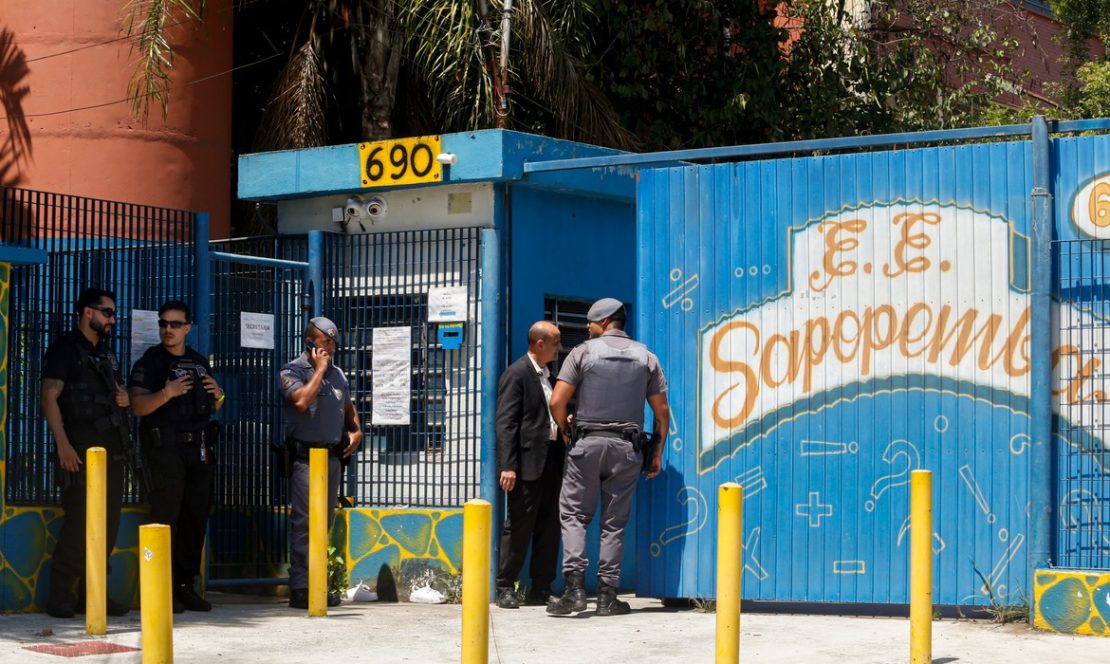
[
  {"xmin": 333, "ymin": 387, "xmax": 343, "ymax": 401},
  {"xmin": 280, "ymin": 372, "xmax": 296, "ymax": 390}
]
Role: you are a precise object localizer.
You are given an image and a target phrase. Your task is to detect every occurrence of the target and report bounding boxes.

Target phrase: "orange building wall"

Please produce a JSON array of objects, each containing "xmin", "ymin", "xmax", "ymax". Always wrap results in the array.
[{"xmin": 1, "ymin": 0, "xmax": 233, "ymax": 239}]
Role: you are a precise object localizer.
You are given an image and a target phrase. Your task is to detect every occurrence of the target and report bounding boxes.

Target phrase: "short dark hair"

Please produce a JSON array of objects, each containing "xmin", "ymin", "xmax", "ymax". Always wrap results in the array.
[
  {"xmin": 159, "ymin": 300, "xmax": 191, "ymax": 322},
  {"xmin": 608, "ymin": 306, "xmax": 627, "ymax": 329},
  {"xmin": 75, "ymin": 288, "xmax": 115, "ymax": 314}
]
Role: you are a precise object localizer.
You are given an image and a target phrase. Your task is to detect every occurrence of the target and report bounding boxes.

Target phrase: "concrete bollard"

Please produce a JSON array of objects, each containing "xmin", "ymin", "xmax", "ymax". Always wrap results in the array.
[
  {"xmin": 140, "ymin": 524, "xmax": 173, "ymax": 663},
  {"xmin": 715, "ymin": 482, "xmax": 743, "ymax": 664},
  {"xmin": 85, "ymin": 446, "xmax": 107, "ymax": 635},
  {"xmin": 461, "ymin": 499, "xmax": 491, "ymax": 664},
  {"xmin": 308, "ymin": 448, "xmax": 329, "ymax": 617},
  {"xmin": 910, "ymin": 470, "xmax": 933, "ymax": 664}
]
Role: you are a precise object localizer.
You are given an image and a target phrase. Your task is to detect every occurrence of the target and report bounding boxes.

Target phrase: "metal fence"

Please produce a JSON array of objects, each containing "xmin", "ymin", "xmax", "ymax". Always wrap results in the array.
[
  {"xmin": 1054, "ymin": 238, "xmax": 1110, "ymax": 570},
  {"xmin": 2, "ymin": 186, "xmax": 196, "ymax": 505},
  {"xmin": 322, "ymin": 228, "xmax": 482, "ymax": 507},
  {"xmin": 206, "ymin": 236, "xmax": 306, "ymax": 582}
]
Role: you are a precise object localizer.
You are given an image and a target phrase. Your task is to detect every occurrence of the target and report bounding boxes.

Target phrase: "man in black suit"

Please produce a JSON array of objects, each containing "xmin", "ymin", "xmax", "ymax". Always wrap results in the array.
[{"xmin": 495, "ymin": 320, "xmax": 564, "ymax": 608}]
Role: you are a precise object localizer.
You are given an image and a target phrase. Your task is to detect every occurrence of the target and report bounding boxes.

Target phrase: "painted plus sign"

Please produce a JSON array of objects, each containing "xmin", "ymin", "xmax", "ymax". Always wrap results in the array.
[{"xmin": 795, "ymin": 492, "xmax": 833, "ymax": 527}]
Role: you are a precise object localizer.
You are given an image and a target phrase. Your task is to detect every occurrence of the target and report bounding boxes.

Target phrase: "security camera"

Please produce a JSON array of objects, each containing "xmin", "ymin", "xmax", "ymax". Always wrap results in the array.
[
  {"xmin": 345, "ymin": 195, "xmax": 366, "ymax": 218},
  {"xmin": 365, "ymin": 196, "xmax": 387, "ymax": 218},
  {"xmin": 436, "ymin": 152, "xmax": 457, "ymax": 166}
]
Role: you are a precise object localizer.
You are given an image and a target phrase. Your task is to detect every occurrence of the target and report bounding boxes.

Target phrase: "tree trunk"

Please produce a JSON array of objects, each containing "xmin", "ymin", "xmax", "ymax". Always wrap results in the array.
[{"xmin": 358, "ymin": 1, "xmax": 401, "ymax": 141}]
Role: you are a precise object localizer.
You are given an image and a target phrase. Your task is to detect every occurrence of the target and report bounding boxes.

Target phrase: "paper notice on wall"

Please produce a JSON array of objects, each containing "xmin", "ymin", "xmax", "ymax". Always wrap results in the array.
[
  {"xmin": 427, "ymin": 285, "xmax": 468, "ymax": 322},
  {"xmin": 241, "ymin": 312, "xmax": 275, "ymax": 349},
  {"xmin": 130, "ymin": 309, "xmax": 161, "ymax": 365},
  {"xmin": 372, "ymin": 326, "xmax": 411, "ymax": 425}
]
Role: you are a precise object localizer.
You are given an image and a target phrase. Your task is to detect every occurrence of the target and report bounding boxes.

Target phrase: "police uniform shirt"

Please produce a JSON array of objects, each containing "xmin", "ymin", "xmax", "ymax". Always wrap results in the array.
[
  {"xmin": 557, "ymin": 329, "xmax": 667, "ymax": 425},
  {"xmin": 278, "ymin": 354, "xmax": 351, "ymax": 444},
  {"xmin": 43, "ymin": 330, "xmax": 123, "ymax": 420},
  {"xmin": 129, "ymin": 344, "xmax": 214, "ymax": 431}
]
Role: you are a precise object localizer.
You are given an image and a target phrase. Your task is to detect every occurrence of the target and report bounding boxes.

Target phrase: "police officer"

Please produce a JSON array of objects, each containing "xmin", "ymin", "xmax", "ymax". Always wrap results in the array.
[
  {"xmin": 547, "ymin": 298, "xmax": 669, "ymax": 616},
  {"xmin": 40, "ymin": 288, "xmax": 132, "ymax": 619},
  {"xmin": 129, "ymin": 300, "xmax": 224, "ymax": 613},
  {"xmin": 279, "ymin": 317, "xmax": 362, "ymax": 609}
]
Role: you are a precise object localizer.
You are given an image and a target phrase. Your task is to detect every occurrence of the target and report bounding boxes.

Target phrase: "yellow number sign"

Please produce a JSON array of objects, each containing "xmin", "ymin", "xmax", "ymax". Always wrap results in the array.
[{"xmin": 359, "ymin": 135, "xmax": 442, "ymax": 188}]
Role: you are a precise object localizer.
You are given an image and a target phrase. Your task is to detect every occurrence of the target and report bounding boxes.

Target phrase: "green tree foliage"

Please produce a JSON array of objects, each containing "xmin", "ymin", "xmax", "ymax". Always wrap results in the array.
[
  {"xmin": 1049, "ymin": 0, "xmax": 1110, "ymax": 115},
  {"xmin": 127, "ymin": 0, "xmax": 1051, "ymax": 154},
  {"xmin": 584, "ymin": 1, "xmax": 786, "ymax": 150}
]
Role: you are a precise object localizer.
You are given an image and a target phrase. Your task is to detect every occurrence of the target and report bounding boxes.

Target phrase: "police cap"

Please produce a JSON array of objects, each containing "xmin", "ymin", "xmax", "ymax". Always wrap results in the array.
[
  {"xmin": 309, "ymin": 316, "xmax": 340, "ymax": 343},
  {"xmin": 587, "ymin": 298, "xmax": 624, "ymax": 322}
]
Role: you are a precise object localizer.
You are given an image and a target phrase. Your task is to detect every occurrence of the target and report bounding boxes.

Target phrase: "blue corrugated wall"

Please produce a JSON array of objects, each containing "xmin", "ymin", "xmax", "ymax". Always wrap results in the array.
[{"xmin": 635, "ymin": 137, "xmax": 1110, "ymax": 605}]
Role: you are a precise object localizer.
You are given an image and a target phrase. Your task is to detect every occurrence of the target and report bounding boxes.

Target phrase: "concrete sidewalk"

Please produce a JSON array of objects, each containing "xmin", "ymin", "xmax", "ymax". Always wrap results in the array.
[{"xmin": 0, "ymin": 593, "xmax": 1106, "ymax": 663}]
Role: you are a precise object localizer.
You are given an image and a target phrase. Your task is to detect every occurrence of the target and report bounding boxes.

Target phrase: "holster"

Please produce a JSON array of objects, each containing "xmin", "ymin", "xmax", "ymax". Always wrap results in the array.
[{"xmin": 637, "ymin": 431, "xmax": 660, "ymax": 473}]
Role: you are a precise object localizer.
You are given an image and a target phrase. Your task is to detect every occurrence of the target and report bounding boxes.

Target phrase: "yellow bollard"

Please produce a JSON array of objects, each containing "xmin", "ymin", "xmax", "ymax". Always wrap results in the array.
[
  {"xmin": 308, "ymin": 448, "xmax": 328, "ymax": 617},
  {"xmin": 140, "ymin": 524, "xmax": 173, "ymax": 664},
  {"xmin": 85, "ymin": 447, "xmax": 107, "ymax": 635},
  {"xmin": 715, "ymin": 482, "xmax": 743, "ymax": 664},
  {"xmin": 460, "ymin": 499, "xmax": 491, "ymax": 664},
  {"xmin": 910, "ymin": 470, "xmax": 933, "ymax": 664}
]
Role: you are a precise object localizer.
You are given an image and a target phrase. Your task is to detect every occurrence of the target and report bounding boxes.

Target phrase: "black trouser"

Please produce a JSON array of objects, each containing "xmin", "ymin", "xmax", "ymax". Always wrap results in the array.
[
  {"xmin": 144, "ymin": 431, "xmax": 215, "ymax": 586},
  {"xmin": 496, "ymin": 443, "xmax": 565, "ymax": 592},
  {"xmin": 50, "ymin": 448, "xmax": 126, "ymax": 596}
]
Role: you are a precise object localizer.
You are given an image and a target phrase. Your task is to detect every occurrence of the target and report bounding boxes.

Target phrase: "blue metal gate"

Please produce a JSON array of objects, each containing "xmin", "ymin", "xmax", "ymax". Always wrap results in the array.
[
  {"xmin": 2, "ymin": 186, "xmax": 197, "ymax": 505},
  {"xmin": 631, "ymin": 124, "xmax": 1110, "ymax": 606},
  {"xmin": 204, "ymin": 236, "xmax": 308, "ymax": 585}
]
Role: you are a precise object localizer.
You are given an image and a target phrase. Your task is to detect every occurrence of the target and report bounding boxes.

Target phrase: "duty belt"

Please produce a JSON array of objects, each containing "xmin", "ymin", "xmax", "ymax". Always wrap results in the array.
[
  {"xmin": 149, "ymin": 426, "xmax": 208, "ymax": 445},
  {"xmin": 573, "ymin": 427, "xmax": 638, "ymax": 443},
  {"xmin": 289, "ymin": 438, "xmax": 344, "ymax": 458}
]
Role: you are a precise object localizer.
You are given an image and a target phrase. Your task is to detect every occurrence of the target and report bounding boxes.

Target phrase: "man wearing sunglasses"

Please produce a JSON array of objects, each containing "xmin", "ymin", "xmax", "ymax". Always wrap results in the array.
[
  {"xmin": 41, "ymin": 288, "xmax": 132, "ymax": 619},
  {"xmin": 129, "ymin": 300, "xmax": 224, "ymax": 613}
]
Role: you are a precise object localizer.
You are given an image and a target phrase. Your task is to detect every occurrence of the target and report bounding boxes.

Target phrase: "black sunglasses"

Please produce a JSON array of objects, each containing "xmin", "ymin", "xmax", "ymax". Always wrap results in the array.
[
  {"xmin": 158, "ymin": 319, "xmax": 188, "ymax": 329},
  {"xmin": 91, "ymin": 306, "xmax": 116, "ymax": 318}
]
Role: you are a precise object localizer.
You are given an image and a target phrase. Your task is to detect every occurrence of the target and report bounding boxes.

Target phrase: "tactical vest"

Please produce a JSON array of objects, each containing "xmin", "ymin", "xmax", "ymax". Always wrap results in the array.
[
  {"xmin": 168, "ymin": 355, "xmax": 214, "ymax": 424},
  {"xmin": 58, "ymin": 340, "xmax": 129, "ymax": 450},
  {"xmin": 573, "ymin": 336, "xmax": 651, "ymax": 429}
]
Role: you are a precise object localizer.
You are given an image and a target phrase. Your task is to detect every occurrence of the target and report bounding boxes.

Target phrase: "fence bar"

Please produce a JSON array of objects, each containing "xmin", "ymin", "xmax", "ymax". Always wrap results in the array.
[{"xmin": 210, "ymin": 251, "xmax": 309, "ymax": 270}]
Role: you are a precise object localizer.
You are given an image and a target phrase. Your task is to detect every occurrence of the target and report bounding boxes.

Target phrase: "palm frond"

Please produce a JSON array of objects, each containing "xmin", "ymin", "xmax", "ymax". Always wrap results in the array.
[
  {"xmin": 255, "ymin": 37, "xmax": 328, "ymax": 151},
  {"xmin": 122, "ymin": 0, "xmax": 206, "ymax": 120},
  {"xmin": 512, "ymin": 0, "xmax": 637, "ymax": 149}
]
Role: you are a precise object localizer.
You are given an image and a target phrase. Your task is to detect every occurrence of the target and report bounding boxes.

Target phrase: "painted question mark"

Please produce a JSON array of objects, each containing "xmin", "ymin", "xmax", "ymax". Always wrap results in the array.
[
  {"xmin": 1061, "ymin": 489, "xmax": 1110, "ymax": 552},
  {"xmin": 864, "ymin": 439, "xmax": 921, "ymax": 512},
  {"xmin": 649, "ymin": 486, "xmax": 709, "ymax": 557}
]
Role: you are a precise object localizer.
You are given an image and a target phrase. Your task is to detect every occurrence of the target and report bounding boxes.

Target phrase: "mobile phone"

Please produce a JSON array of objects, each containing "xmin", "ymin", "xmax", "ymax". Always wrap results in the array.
[{"xmin": 306, "ymin": 340, "xmax": 317, "ymax": 350}]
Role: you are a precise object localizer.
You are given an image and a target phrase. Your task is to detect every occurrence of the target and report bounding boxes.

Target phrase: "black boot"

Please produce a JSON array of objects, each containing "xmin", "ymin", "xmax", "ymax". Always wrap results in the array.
[
  {"xmin": 546, "ymin": 571, "xmax": 587, "ymax": 616},
  {"xmin": 176, "ymin": 583, "xmax": 212, "ymax": 612},
  {"xmin": 45, "ymin": 572, "xmax": 78, "ymax": 619},
  {"xmin": 595, "ymin": 580, "xmax": 630, "ymax": 616}
]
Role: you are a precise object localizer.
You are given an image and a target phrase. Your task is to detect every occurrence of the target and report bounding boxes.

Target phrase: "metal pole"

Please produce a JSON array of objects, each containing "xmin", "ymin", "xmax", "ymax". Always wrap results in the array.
[
  {"xmin": 461, "ymin": 499, "xmax": 491, "ymax": 664},
  {"xmin": 308, "ymin": 448, "xmax": 328, "ymax": 616},
  {"xmin": 140, "ymin": 524, "xmax": 173, "ymax": 663},
  {"xmin": 910, "ymin": 470, "xmax": 933, "ymax": 664},
  {"xmin": 308, "ymin": 231, "xmax": 325, "ymax": 319},
  {"xmin": 194, "ymin": 212, "xmax": 211, "ymax": 358},
  {"xmin": 479, "ymin": 227, "xmax": 502, "ymax": 597},
  {"xmin": 715, "ymin": 483, "xmax": 743, "ymax": 663},
  {"xmin": 85, "ymin": 447, "xmax": 107, "ymax": 635},
  {"xmin": 1028, "ymin": 116, "xmax": 1054, "ymax": 618}
]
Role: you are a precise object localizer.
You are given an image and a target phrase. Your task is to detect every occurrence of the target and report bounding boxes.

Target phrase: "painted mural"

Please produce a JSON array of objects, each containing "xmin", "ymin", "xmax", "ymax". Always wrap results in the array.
[
  {"xmin": 344, "ymin": 508, "xmax": 463, "ymax": 585},
  {"xmin": 636, "ymin": 139, "xmax": 1110, "ymax": 608},
  {"xmin": 1034, "ymin": 569, "xmax": 1110, "ymax": 635}
]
